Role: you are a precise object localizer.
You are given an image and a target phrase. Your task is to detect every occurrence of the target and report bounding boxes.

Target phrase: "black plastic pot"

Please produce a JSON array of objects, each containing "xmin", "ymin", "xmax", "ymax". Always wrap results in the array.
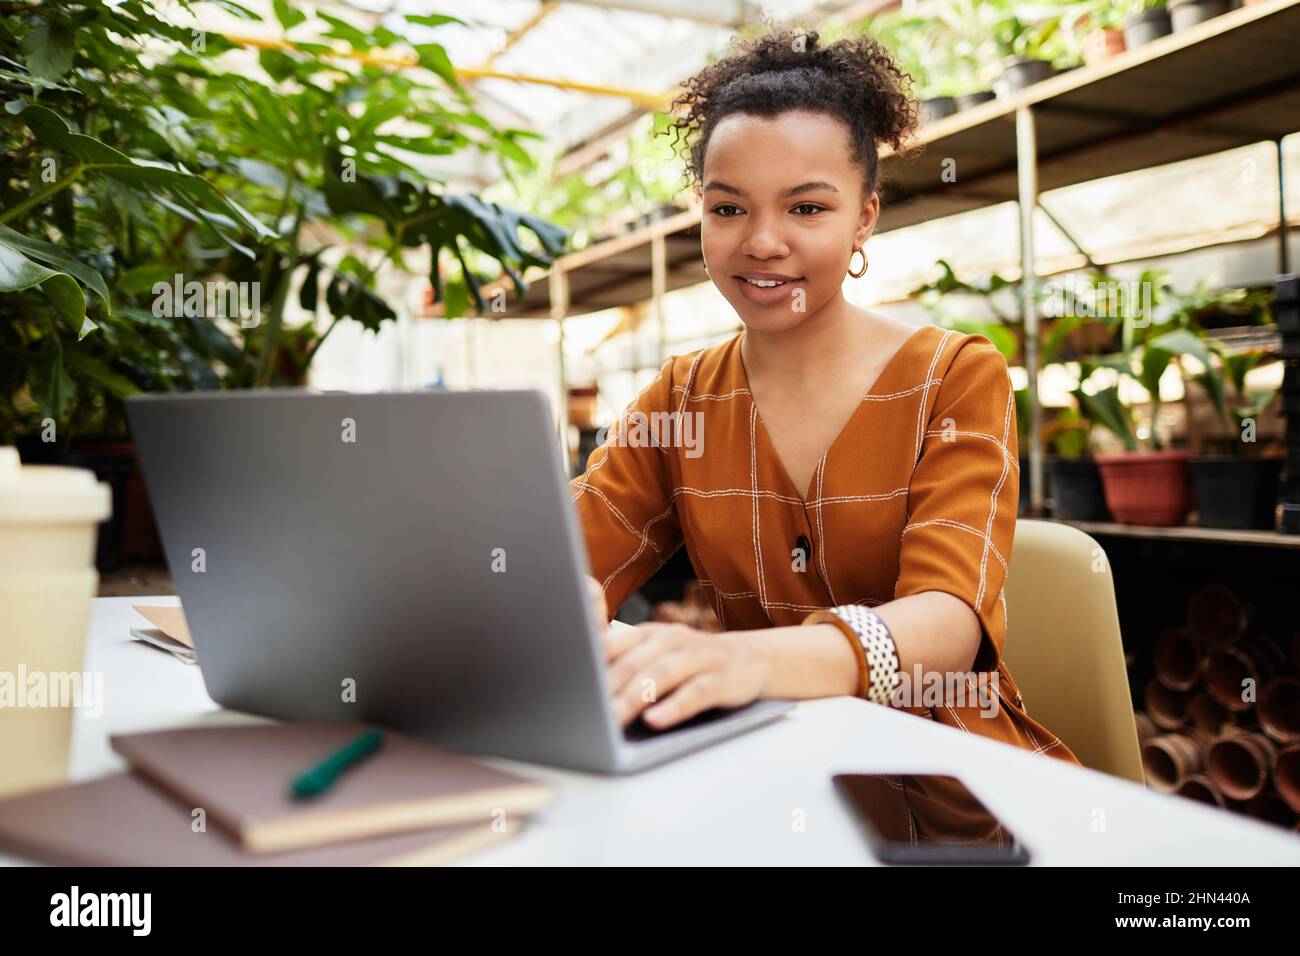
[
  {"xmin": 1046, "ymin": 456, "xmax": 1111, "ymax": 521},
  {"xmin": 1190, "ymin": 456, "xmax": 1282, "ymax": 530},
  {"xmin": 64, "ymin": 440, "xmax": 138, "ymax": 572},
  {"xmin": 955, "ymin": 90, "xmax": 996, "ymax": 110},
  {"xmin": 1125, "ymin": 7, "xmax": 1173, "ymax": 48},
  {"xmin": 999, "ymin": 58, "xmax": 1056, "ymax": 96},
  {"xmin": 1017, "ymin": 456, "xmax": 1054, "ymax": 516},
  {"xmin": 1169, "ymin": 0, "xmax": 1230, "ymax": 31},
  {"xmin": 919, "ymin": 96, "xmax": 957, "ymax": 124}
]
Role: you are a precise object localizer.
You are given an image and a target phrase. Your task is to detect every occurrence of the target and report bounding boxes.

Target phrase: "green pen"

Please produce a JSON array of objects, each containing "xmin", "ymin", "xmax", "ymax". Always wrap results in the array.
[{"xmin": 290, "ymin": 729, "xmax": 384, "ymax": 799}]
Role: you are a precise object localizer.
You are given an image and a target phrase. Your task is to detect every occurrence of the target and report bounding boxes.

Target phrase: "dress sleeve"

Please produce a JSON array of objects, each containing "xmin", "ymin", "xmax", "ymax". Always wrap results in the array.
[
  {"xmin": 568, "ymin": 358, "xmax": 683, "ymax": 621},
  {"xmin": 893, "ymin": 336, "xmax": 1019, "ymax": 676}
]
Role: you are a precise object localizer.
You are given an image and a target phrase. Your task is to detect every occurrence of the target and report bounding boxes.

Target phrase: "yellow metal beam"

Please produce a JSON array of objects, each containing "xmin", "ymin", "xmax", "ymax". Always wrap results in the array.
[{"xmin": 220, "ymin": 32, "xmax": 674, "ymax": 108}]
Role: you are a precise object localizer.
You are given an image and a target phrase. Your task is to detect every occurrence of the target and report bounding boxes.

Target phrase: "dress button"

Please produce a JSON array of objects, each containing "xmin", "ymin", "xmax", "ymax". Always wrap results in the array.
[{"xmin": 795, "ymin": 534, "xmax": 811, "ymax": 557}]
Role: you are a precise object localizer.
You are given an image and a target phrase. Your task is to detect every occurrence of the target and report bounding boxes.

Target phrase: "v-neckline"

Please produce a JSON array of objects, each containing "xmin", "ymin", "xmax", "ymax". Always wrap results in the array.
[{"xmin": 737, "ymin": 324, "xmax": 932, "ymax": 507}]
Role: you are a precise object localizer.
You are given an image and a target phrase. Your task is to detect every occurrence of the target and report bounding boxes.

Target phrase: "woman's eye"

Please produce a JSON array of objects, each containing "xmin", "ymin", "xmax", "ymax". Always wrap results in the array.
[
  {"xmin": 711, "ymin": 204, "xmax": 742, "ymax": 217},
  {"xmin": 792, "ymin": 203, "xmax": 825, "ymax": 215}
]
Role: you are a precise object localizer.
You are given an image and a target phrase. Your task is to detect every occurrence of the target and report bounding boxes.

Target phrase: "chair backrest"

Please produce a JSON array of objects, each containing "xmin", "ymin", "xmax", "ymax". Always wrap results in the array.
[{"xmin": 1002, "ymin": 519, "xmax": 1144, "ymax": 784}]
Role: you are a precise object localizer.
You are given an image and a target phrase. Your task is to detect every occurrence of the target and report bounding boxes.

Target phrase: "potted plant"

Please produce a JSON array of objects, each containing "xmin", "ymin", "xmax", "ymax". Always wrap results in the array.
[
  {"xmin": 1039, "ymin": 301, "xmax": 1117, "ymax": 519},
  {"xmin": 1173, "ymin": 279, "xmax": 1285, "ymax": 532},
  {"xmin": 1168, "ymin": 0, "xmax": 1232, "ymax": 32},
  {"xmin": 1186, "ymin": 346, "xmax": 1282, "ymax": 528},
  {"xmin": 1075, "ymin": 1, "xmax": 1130, "ymax": 64},
  {"xmin": 856, "ymin": 11, "xmax": 961, "ymax": 123},
  {"xmin": 912, "ymin": 260, "xmax": 1042, "ymax": 508},
  {"xmin": 991, "ymin": 8, "xmax": 1072, "ymax": 95},
  {"xmin": 1124, "ymin": 0, "xmax": 1173, "ymax": 49},
  {"xmin": 1, "ymin": 2, "xmax": 568, "ymax": 569},
  {"xmin": 1088, "ymin": 270, "xmax": 1219, "ymax": 526}
]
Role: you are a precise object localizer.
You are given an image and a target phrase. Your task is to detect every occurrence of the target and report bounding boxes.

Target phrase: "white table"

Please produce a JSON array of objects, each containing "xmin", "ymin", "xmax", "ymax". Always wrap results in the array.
[{"xmin": 16, "ymin": 596, "xmax": 1300, "ymax": 865}]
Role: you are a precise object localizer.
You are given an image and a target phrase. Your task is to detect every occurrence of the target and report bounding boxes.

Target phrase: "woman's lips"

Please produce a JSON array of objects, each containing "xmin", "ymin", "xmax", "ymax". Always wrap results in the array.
[{"xmin": 734, "ymin": 274, "xmax": 802, "ymax": 305}]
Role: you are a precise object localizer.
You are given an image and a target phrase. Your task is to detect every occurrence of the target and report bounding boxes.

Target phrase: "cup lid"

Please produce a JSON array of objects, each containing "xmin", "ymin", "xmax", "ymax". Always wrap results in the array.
[{"xmin": 0, "ymin": 446, "xmax": 112, "ymax": 524}]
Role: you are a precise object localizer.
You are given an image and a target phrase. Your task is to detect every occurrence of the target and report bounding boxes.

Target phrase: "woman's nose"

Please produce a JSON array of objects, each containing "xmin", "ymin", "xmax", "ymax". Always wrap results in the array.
[{"xmin": 739, "ymin": 214, "xmax": 789, "ymax": 260}]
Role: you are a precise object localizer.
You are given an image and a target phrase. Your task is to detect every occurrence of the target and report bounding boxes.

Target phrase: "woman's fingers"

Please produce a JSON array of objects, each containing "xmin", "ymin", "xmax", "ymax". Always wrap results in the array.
[
  {"xmin": 613, "ymin": 646, "xmax": 708, "ymax": 726},
  {"xmin": 606, "ymin": 624, "xmax": 682, "ymax": 694},
  {"xmin": 602, "ymin": 624, "xmax": 642, "ymax": 663},
  {"xmin": 643, "ymin": 672, "xmax": 721, "ymax": 728}
]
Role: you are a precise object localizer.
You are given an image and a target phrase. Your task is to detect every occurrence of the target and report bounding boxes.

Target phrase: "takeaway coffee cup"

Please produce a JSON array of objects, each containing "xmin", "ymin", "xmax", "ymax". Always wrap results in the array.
[{"xmin": 0, "ymin": 446, "xmax": 110, "ymax": 796}]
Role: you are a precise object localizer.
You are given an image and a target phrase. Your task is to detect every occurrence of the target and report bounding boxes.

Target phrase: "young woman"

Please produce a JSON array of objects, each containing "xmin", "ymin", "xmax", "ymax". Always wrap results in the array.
[{"xmin": 572, "ymin": 28, "xmax": 1080, "ymax": 766}]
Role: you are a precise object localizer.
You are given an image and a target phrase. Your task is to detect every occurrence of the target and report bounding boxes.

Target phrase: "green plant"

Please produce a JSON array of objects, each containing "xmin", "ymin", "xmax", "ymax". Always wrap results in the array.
[
  {"xmin": 856, "ymin": 12, "xmax": 965, "ymax": 98},
  {"xmin": 914, "ymin": 259, "xmax": 1022, "ymax": 357},
  {"xmin": 1082, "ymin": 0, "xmax": 1135, "ymax": 31},
  {"xmin": 488, "ymin": 111, "xmax": 684, "ymax": 246},
  {"xmin": 990, "ymin": 9, "xmax": 1072, "ymax": 64},
  {"xmin": 0, "ymin": 1, "xmax": 568, "ymax": 445},
  {"xmin": 1079, "ymin": 269, "xmax": 1260, "ymax": 452},
  {"xmin": 1196, "ymin": 347, "xmax": 1276, "ymax": 450}
]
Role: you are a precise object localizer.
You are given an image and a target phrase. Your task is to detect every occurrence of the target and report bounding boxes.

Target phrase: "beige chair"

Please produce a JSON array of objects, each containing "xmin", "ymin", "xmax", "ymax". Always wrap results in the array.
[{"xmin": 1001, "ymin": 519, "xmax": 1145, "ymax": 784}]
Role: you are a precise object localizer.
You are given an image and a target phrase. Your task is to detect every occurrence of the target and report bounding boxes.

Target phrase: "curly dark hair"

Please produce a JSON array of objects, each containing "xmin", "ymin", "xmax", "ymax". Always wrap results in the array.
[{"xmin": 667, "ymin": 26, "xmax": 919, "ymax": 196}]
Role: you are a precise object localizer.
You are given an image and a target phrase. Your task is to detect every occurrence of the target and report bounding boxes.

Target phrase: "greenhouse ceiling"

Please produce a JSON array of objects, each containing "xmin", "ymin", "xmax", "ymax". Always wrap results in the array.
[{"xmin": 190, "ymin": 0, "xmax": 893, "ymax": 188}]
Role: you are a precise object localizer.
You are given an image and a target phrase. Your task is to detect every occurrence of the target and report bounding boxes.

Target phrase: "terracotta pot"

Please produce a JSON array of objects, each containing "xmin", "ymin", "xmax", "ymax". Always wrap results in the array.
[
  {"xmin": 1206, "ymin": 731, "xmax": 1276, "ymax": 801},
  {"xmin": 1095, "ymin": 450, "xmax": 1193, "ymax": 526},
  {"xmin": 1204, "ymin": 636, "xmax": 1287, "ymax": 713},
  {"xmin": 1259, "ymin": 677, "xmax": 1300, "ymax": 744},
  {"xmin": 1243, "ymin": 792, "xmax": 1297, "ymax": 829},
  {"xmin": 1276, "ymin": 745, "xmax": 1300, "ymax": 812},
  {"xmin": 1185, "ymin": 584, "xmax": 1251, "ymax": 648},
  {"xmin": 1175, "ymin": 773, "xmax": 1227, "ymax": 808},
  {"xmin": 1189, "ymin": 693, "xmax": 1237, "ymax": 738},
  {"xmin": 1142, "ymin": 733, "xmax": 1203, "ymax": 792},
  {"xmin": 1144, "ymin": 677, "xmax": 1191, "ymax": 730},
  {"xmin": 1134, "ymin": 711, "xmax": 1158, "ymax": 742},
  {"xmin": 1153, "ymin": 626, "xmax": 1202, "ymax": 691},
  {"xmin": 1083, "ymin": 28, "xmax": 1126, "ymax": 65}
]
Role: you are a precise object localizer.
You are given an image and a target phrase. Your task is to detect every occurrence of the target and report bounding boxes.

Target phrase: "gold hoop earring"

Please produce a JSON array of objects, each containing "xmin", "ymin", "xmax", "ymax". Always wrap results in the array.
[{"xmin": 848, "ymin": 247, "xmax": 868, "ymax": 279}]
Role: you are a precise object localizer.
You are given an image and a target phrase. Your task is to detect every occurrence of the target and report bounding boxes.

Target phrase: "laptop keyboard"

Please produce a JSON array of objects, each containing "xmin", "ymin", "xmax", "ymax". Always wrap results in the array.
[{"xmin": 622, "ymin": 706, "xmax": 736, "ymax": 742}]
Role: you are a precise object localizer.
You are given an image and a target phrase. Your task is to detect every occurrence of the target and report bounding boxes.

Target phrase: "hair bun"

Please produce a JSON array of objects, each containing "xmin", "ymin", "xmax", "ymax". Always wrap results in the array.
[{"xmin": 668, "ymin": 25, "xmax": 919, "ymax": 192}]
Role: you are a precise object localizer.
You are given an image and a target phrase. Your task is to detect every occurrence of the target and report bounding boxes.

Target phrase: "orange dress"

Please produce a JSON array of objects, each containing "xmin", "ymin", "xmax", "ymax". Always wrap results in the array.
[{"xmin": 569, "ymin": 323, "xmax": 1080, "ymax": 765}]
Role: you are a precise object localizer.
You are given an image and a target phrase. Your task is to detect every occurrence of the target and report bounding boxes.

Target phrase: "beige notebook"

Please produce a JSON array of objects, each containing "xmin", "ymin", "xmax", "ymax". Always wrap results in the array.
[
  {"xmin": 110, "ymin": 722, "xmax": 552, "ymax": 853},
  {"xmin": 0, "ymin": 772, "xmax": 517, "ymax": 866}
]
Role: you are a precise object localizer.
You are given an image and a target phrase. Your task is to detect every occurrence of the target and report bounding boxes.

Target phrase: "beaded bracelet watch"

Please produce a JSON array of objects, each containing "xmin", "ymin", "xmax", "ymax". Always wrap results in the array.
[{"xmin": 803, "ymin": 605, "xmax": 901, "ymax": 707}]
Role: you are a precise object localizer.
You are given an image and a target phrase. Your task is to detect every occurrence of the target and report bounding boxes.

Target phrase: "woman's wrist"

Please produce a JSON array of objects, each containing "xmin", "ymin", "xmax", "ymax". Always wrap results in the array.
[{"xmin": 719, "ymin": 624, "xmax": 859, "ymax": 699}]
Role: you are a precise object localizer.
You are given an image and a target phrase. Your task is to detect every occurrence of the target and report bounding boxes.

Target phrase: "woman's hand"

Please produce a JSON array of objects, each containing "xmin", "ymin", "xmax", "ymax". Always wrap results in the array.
[{"xmin": 603, "ymin": 622, "xmax": 770, "ymax": 730}]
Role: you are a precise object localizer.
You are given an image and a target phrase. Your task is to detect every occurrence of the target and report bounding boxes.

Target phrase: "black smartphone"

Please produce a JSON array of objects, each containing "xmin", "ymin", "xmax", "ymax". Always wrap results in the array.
[{"xmin": 832, "ymin": 773, "xmax": 1030, "ymax": 865}]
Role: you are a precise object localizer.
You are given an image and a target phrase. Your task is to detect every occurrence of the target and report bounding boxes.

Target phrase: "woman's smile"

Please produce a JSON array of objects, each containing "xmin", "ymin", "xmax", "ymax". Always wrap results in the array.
[{"xmin": 735, "ymin": 270, "xmax": 803, "ymax": 304}]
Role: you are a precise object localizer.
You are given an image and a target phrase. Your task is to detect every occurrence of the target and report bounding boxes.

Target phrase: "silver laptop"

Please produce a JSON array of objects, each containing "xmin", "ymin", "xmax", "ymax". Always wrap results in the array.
[{"xmin": 127, "ymin": 389, "xmax": 791, "ymax": 773}]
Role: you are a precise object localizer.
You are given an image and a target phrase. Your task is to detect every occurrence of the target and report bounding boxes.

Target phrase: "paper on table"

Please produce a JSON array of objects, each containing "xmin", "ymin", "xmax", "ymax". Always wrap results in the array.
[
  {"xmin": 129, "ymin": 627, "xmax": 196, "ymax": 665},
  {"xmin": 131, "ymin": 605, "xmax": 193, "ymax": 648}
]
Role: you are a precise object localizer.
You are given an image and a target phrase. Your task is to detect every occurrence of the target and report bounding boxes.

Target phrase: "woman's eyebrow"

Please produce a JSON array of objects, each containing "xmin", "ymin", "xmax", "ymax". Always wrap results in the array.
[{"xmin": 702, "ymin": 181, "xmax": 839, "ymax": 197}]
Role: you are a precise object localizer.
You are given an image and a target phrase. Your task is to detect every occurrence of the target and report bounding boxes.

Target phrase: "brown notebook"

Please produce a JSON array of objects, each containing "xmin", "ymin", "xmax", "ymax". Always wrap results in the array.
[
  {"xmin": 110, "ymin": 722, "xmax": 552, "ymax": 853},
  {"xmin": 0, "ymin": 772, "xmax": 517, "ymax": 866}
]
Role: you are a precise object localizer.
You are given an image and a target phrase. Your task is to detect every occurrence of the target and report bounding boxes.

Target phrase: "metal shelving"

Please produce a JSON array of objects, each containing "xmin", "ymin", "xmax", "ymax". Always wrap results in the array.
[{"xmin": 485, "ymin": 0, "xmax": 1300, "ymax": 478}]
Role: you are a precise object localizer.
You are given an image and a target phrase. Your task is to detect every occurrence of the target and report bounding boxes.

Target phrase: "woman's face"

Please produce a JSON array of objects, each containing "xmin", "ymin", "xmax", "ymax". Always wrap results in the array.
[{"xmin": 699, "ymin": 109, "xmax": 879, "ymax": 333}]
